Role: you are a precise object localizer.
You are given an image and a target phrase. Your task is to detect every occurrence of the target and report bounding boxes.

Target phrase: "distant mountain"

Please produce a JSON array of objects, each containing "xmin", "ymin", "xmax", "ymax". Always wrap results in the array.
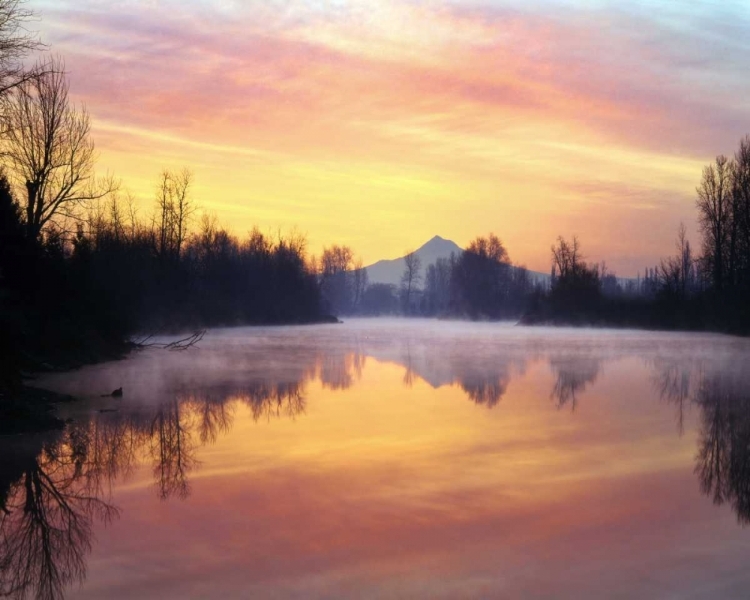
[
  {"xmin": 364, "ymin": 236, "xmax": 462, "ymax": 287},
  {"xmin": 364, "ymin": 235, "xmax": 552, "ymax": 288}
]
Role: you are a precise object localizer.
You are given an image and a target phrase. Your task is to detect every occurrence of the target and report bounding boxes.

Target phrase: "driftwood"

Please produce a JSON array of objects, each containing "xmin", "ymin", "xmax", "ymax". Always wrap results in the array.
[{"xmin": 133, "ymin": 330, "xmax": 206, "ymax": 352}]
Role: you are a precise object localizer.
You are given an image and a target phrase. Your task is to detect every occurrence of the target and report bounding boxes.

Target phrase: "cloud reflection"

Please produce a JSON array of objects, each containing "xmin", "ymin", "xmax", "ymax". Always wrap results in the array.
[{"xmin": 6, "ymin": 328, "xmax": 750, "ymax": 598}]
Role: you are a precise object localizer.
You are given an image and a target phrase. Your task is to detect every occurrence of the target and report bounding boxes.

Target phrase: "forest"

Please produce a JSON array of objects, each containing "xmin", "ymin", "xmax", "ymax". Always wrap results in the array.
[
  {"xmin": 1, "ymin": 1, "xmax": 750, "ymax": 417},
  {"xmin": 323, "ymin": 135, "xmax": 750, "ymax": 336}
]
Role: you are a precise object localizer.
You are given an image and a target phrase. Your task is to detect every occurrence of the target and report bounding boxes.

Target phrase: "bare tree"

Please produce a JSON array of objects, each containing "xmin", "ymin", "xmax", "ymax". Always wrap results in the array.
[
  {"xmin": 401, "ymin": 250, "xmax": 422, "ymax": 313},
  {"xmin": 551, "ymin": 236, "xmax": 581, "ymax": 280},
  {"xmin": 0, "ymin": 0, "xmax": 42, "ymax": 98},
  {"xmin": 351, "ymin": 258, "xmax": 368, "ymax": 312},
  {"xmin": 320, "ymin": 245, "xmax": 353, "ymax": 279},
  {"xmin": 696, "ymin": 155, "xmax": 733, "ymax": 290},
  {"xmin": 154, "ymin": 167, "xmax": 195, "ymax": 258},
  {"xmin": 172, "ymin": 168, "xmax": 193, "ymax": 257},
  {"xmin": 659, "ymin": 223, "xmax": 695, "ymax": 297},
  {"xmin": 3, "ymin": 57, "xmax": 116, "ymax": 239},
  {"xmin": 425, "ymin": 257, "xmax": 451, "ymax": 314},
  {"xmin": 732, "ymin": 135, "xmax": 750, "ymax": 288},
  {"xmin": 319, "ymin": 244, "xmax": 354, "ymax": 314},
  {"xmin": 676, "ymin": 222, "xmax": 694, "ymax": 295}
]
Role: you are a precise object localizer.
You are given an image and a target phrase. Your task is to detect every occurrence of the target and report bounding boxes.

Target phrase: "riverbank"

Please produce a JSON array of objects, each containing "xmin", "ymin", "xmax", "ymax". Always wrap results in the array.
[
  {"xmin": 0, "ymin": 325, "xmax": 135, "ymax": 435},
  {"xmin": 0, "ymin": 386, "xmax": 76, "ymax": 435},
  {"xmin": 1, "ymin": 315, "xmax": 345, "ymax": 435}
]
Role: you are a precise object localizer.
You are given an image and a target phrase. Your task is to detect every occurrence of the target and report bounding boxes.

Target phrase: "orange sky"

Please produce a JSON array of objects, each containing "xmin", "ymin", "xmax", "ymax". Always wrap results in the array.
[{"xmin": 35, "ymin": 0, "xmax": 750, "ymax": 275}]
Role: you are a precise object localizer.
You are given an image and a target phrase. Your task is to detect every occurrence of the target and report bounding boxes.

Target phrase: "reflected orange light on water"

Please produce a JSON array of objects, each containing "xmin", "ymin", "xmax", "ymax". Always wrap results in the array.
[{"xmin": 71, "ymin": 356, "xmax": 721, "ymax": 599}]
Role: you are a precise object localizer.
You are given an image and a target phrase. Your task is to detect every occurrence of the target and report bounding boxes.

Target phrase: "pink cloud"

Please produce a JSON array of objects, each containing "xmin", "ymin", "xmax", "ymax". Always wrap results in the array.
[
  {"xmin": 43, "ymin": 1, "xmax": 746, "ymax": 162},
  {"xmin": 30, "ymin": 1, "xmax": 750, "ymax": 272}
]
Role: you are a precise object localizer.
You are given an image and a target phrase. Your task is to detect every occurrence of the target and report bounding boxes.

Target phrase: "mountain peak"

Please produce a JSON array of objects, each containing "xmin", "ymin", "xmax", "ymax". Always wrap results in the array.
[
  {"xmin": 363, "ymin": 235, "xmax": 550, "ymax": 287},
  {"xmin": 418, "ymin": 235, "xmax": 458, "ymax": 251},
  {"xmin": 364, "ymin": 236, "xmax": 463, "ymax": 286}
]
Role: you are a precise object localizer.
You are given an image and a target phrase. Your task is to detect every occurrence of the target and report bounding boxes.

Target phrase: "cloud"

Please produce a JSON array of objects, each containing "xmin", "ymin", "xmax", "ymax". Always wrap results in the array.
[
  {"xmin": 41, "ymin": 1, "xmax": 750, "ymax": 157},
  {"xmin": 29, "ymin": 0, "xmax": 750, "ymax": 271}
]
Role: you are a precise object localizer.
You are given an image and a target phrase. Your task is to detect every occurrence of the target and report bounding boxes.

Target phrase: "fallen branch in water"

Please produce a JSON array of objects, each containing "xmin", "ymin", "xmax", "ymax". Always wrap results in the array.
[{"xmin": 133, "ymin": 330, "xmax": 206, "ymax": 351}]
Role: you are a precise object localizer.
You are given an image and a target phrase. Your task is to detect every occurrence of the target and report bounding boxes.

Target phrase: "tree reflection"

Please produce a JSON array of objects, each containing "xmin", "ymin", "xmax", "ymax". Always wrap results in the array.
[
  {"xmin": 459, "ymin": 375, "xmax": 509, "ymax": 408},
  {"xmin": 651, "ymin": 358, "xmax": 698, "ymax": 434},
  {"xmin": 317, "ymin": 351, "xmax": 365, "ymax": 390},
  {"xmin": 0, "ymin": 368, "xmax": 324, "ymax": 599},
  {"xmin": 18, "ymin": 342, "xmax": 750, "ymax": 599},
  {"xmin": 149, "ymin": 399, "xmax": 198, "ymax": 500},
  {"xmin": 0, "ymin": 431, "xmax": 118, "ymax": 600},
  {"xmin": 651, "ymin": 357, "xmax": 750, "ymax": 525},
  {"xmin": 445, "ymin": 355, "xmax": 522, "ymax": 408},
  {"xmin": 694, "ymin": 370, "xmax": 750, "ymax": 525},
  {"xmin": 549, "ymin": 355, "xmax": 600, "ymax": 410},
  {"xmin": 188, "ymin": 392, "xmax": 235, "ymax": 445},
  {"xmin": 236, "ymin": 381, "xmax": 306, "ymax": 422},
  {"xmin": 402, "ymin": 344, "xmax": 416, "ymax": 388},
  {"xmin": 145, "ymin": 377, "xmax": 317, "ymax": 501}
]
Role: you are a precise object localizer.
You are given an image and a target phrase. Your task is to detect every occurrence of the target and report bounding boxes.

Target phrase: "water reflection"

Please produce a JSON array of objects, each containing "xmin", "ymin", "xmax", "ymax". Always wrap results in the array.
[
  {"xmin": 549, "ymin": 355, "xmax": 601, "ymax": 410},
  {"xmin": 0, "ymin": 376, "xmax": 321, "ymax": 599},
  {"xmin": 319, "ymin": 351, "xmax": 365, "ymax": 391},
  {"xmin": 694, "ymin": 370, "xmax": 750, "ymax": 525},
  {"xmin": 651, "ymin": 359, "xmax": 750, "ymax": 524},
  {"xmin": 651, "ymin": 357, "xmax": 701, "ymax": 435},
  {"xmin": 149, "ymin": 399, "xmax": 197, "ymax": 500},
  {"xmin": 0, "ymin": 431, "xmax": 118, "ymax": 600},
  {"xmin": 458, "ymin": 371, "xmax": 510, "ymax": 407},
  {"xmin": 4, "ymin": 330, "xmax": 750, "ymax": 598}
]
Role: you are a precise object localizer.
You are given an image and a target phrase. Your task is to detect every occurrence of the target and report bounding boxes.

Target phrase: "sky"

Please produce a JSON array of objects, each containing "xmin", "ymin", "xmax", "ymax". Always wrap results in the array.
[{"xmin": 33, "ymin": 0, "xmax": 750, "ymax": 275}]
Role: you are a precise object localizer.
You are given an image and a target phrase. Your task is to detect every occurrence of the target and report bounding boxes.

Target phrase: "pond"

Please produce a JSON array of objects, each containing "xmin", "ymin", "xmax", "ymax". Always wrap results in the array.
[{"xmin": 3, "ymin": 319, "xmax": 750, "ymax": 599}]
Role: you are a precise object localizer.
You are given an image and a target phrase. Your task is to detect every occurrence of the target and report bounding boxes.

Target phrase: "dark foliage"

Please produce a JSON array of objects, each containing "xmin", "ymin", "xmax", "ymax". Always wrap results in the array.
[
  {"xmin": 73, "ymin": 213, "xmax": 322, "ymax": 332},
  {"xmin": 359, "ymin": 283, "xmax": 400, "ymax": 315},
  {"xmin": 0, "ymin": 180, "xmax": 324, "ymax": 403},
  {"xmin": 0, "ymin": 175, "xmax": 130, "ymax": 405},
  {"xmin": 450, "ymin": 234, "xmax": 533, "ymax": 318},
  {"xmin": 523, "ymin": 136, "xmax": 750, "ymax": 334}
]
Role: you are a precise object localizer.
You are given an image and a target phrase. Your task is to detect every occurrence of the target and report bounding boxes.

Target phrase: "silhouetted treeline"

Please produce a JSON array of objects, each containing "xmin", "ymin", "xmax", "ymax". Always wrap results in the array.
[
  {"xmin": 0, "ymin": 172, "xmax": 327, "ymax": 405},
  {"xmin": 0, "ymin": 176, "xmax": 132, "ymax": 400},
  {"xmin": 80, "ymin": 201, "xmax": 323, "ymax": 330},
  {"xmin": 518, "ymin": 135, "xmax": 750, "ymax": 334},
  {"xmin": 281, "ymin": 189, "xmax": 750, "ymax": 329},
  {"xmin": 519, "ymin": 232, "xmax": 718, "ymax": 329},
  {"xmin": 449, "ymin": 235, "xmax": 533, "ymax": 318},
  {"xmin": 0, "ymin": 26, "xmax": 330, "ymax": 405},
  {"xmin": 334, "ymin": 234, "xmax": 537, "ymax": 318},
  {"xmin": 342, "ymin": 134, "xmax": 750, "ymax": 332}
]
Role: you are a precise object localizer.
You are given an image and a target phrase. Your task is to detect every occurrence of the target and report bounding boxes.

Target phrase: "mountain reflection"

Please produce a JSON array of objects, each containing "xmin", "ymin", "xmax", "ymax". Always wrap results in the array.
[
  {"xmin": 6, "ymin": 342, "xmax": 750, "ymax": 598},
  {"xmin": 0, "ymin": 369, "xmax": 328, "ymax": 600}
]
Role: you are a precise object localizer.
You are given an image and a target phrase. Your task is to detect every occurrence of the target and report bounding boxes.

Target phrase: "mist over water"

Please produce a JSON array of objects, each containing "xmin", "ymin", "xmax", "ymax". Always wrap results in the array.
[{"xmin": 4, "ymin": 319, "xmax": 750, "ymax": 599}]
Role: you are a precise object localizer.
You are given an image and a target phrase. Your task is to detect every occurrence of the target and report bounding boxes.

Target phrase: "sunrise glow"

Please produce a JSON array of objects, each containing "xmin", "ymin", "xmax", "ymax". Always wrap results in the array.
[{"xmin": 30, "ymin": 0, "xmax": 749, "ymax": 274}]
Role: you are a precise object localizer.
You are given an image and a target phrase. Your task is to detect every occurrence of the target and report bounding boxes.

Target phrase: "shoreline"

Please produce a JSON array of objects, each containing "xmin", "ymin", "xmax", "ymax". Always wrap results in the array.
[
  {"xmin": 0, "ymin": 386, "xmax": 75, "ymax": 435},
  {"xmin": 1, "ymin": 315, "xmax": 342, "ymax": 435}
]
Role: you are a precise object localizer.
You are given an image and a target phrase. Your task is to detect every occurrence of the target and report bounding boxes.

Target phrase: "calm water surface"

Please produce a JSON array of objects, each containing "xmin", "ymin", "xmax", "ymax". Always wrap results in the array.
[{"xmin": 4, "ymin": 319, "xmax": 750, "ymax": 599}]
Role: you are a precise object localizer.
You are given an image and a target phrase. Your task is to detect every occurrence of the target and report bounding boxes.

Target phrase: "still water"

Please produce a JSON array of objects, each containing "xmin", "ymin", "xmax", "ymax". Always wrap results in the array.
[{"xmin": 3, "ymin": 319, "xmax": 750, "ymax": 599}]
